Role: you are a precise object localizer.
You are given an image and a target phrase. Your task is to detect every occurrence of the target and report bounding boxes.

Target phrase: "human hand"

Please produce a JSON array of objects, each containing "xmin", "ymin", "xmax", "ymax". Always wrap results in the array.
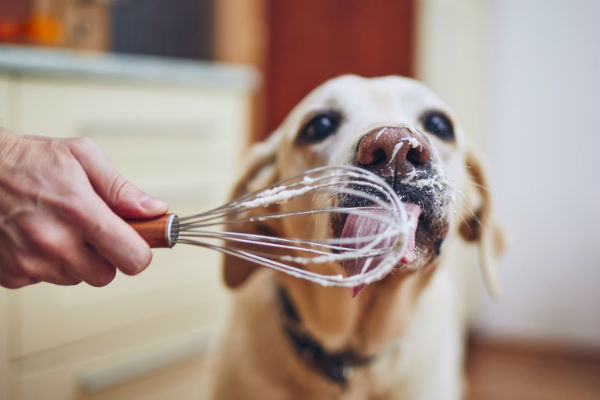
[{"xmin": 0, "ymin": 130, "xmax": 168, "ymax": 288}]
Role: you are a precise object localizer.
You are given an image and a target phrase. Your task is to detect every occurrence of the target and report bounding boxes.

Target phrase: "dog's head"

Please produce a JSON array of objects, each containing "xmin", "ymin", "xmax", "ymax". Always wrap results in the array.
[{"xmin": 223, "ymin": 75, "xmax": 502, "ymax": 297}]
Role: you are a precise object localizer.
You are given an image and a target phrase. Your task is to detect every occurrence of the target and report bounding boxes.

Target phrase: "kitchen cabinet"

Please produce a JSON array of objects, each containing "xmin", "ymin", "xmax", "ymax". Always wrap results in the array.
[{"xmin": 0, "ymin": 46, "xmax": 256, "ymax": 400}]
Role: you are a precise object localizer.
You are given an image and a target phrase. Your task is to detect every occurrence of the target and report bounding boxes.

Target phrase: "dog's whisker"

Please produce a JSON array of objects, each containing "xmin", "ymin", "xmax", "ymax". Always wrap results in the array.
[
  {"xmin": 452, "ymin": 189, "xmax": 483, "ymax": 223},
  {"xmin": 451, "ymin": 191, "xmax": 481, "ymax": 227},
  {"xmin": 463, "ymin": 177, "xmax": 490, "ymax": 191}
]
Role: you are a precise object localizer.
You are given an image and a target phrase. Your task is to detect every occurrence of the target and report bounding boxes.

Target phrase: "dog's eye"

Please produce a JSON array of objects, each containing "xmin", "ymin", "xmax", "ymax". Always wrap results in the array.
[
  {"xmin": 296, "ymin": 112, "xmax": 341, "ymax": 144},
  {"xmin": 421, "ymin": 111, "xmax": 454, "ymax": 141}
]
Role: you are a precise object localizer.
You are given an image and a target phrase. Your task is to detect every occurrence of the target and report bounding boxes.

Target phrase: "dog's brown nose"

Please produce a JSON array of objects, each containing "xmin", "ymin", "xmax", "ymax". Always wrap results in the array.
[{"xmin": 355, "ymin": 126, "xmax": 431, "ymax": 176}]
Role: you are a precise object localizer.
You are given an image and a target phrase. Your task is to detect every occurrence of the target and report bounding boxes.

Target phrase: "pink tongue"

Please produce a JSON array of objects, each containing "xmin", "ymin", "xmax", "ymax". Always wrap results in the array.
[{"xmin": 341, "ymin": 203, "xmax": 421, "ymax": 297}]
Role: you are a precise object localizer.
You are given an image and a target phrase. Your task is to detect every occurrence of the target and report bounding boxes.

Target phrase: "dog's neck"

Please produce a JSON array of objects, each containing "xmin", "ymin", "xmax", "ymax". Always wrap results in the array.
[
  {"xmin": 277, "ymin": 287, "xmax": 374, "ymax": 386},
  {"xmin": 278, "ymin": 264, "xmax": 437, "ymax": 364}
]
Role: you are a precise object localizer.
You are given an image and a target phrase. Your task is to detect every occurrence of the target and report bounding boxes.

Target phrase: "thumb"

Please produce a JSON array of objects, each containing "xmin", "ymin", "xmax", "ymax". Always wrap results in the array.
[
  {"xmin": 69, "ymin": 138, "xmax": 168, "ymax": 218},
  {"xmin": 103, "ymin": 175, "xmax": 168, "ymax": 218}
]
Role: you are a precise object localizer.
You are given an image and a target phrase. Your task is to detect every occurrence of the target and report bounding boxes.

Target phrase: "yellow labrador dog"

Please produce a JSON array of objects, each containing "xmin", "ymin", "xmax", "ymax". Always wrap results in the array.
[{"xmin": 210, "ymin": 75, "xmax": 502, "ymax": 399}]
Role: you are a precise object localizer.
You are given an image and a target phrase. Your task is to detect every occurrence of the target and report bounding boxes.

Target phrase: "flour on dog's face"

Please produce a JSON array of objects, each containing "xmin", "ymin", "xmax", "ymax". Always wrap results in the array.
[{"xmin": 274, "ymin": 75, "xmax": 465, "ymax": 272}]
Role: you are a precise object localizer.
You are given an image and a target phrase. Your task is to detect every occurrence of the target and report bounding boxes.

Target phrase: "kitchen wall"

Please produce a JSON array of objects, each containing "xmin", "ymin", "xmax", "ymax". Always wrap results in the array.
[
  {"xmin": 419, "ymin": 0, "xmax": 600, "ymax": 348},
  {"xmin": 477, "ymin": 0, "xmax": 600, "ymax": 348}
]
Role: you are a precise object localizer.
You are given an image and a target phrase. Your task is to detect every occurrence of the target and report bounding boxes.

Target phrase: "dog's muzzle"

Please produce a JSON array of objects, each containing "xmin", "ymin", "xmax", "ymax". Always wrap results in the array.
[{"xmin": 344, "ymin": 126, "xmax": 451, "ymax": 285}]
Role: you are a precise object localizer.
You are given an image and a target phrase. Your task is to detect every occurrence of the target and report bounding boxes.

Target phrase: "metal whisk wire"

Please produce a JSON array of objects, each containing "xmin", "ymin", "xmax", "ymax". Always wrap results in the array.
[{"xmin": 172, "ymin": 166, "xmax": 409, "ymax": 288}]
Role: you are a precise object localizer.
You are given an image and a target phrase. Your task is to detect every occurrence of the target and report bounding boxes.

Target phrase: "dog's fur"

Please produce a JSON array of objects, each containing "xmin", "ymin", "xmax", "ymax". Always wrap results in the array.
[{"xmin": 209, "ymin": 76, "xmax": 502, "ymax": 399}]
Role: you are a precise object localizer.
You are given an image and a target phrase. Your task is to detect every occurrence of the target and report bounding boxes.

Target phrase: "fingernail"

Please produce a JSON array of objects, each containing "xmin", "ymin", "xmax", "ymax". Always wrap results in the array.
[{"xmin": 140, "ymin": 196, "xmax": 167, "ymax": 211}]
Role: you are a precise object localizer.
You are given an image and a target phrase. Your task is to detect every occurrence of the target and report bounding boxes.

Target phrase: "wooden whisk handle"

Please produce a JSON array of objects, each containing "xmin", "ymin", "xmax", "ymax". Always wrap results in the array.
[{"xmin": 127, "ymin": 213, "xmax": 179, "ymax": 248}]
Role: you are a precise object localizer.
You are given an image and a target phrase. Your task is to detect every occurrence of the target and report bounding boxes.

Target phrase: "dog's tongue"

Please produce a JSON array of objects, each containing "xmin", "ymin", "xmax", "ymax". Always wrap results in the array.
[{"xmin": 341, "ymin": 203, "xmax": 421, "ymax": 297}]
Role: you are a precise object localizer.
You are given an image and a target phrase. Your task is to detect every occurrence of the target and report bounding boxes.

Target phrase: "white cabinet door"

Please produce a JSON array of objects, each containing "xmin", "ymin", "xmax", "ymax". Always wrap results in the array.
[
  {"xmin": 0, "ymin": 76, "xmax": 15, "ymax": 400},
  {"xmin": 0, "ymin": 76, "xmax": 14, "ymax": 129}
]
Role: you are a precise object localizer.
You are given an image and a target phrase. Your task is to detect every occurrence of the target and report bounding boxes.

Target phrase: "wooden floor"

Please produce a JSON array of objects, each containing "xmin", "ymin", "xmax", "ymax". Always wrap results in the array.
[
  {"xmin": 83, "ymin": 337, "xmax": 600, "ymax": 399},
  {"xmin": 466, "ymin": 338, "xmax": 600, "ymax": 400}
]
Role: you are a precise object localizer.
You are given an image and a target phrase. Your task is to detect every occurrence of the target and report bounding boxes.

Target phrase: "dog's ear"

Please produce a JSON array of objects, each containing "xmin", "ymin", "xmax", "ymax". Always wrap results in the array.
[
  {"xmin": 459, "ymin": 149, "xmax": 505, "ymax": 298},
  {"xmin": 222, "ymin": 131, "xmax": 284, "ymax": 289}
]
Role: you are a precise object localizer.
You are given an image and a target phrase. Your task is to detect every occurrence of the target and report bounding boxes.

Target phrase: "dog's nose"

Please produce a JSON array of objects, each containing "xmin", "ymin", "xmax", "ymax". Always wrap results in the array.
[{"xmin": 355, "ymin": 126, "xmax": 431, "ymax": 176}]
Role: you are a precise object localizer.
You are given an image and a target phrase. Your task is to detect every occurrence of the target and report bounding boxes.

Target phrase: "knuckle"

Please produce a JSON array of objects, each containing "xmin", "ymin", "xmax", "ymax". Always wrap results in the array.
[
  {"xmin": 0, "ymin": 276, "xmax": 13, "ymax": 288},
  {"xmin": 58, "ymin": 193, "xmax": 95, "ymax": 226},
  {"xmin": 57, "ymin": 266, "xmax": 81, "ymax": 286},
  {"xmin": 13, "ymin": 254, "xmax": 37, "ymax": 277},
  {"xmin": 28, "ymin": 233, "xmax": 48, "ymax": 253},
  {"xmin": 89, "ymin": 267, "xmax": 116, "ymax": 287},
  {"xmin": 60, "ymin": 192, "xmax": 85, "ymax": 216},
  {"xmin": 63, "ymin": 278, "xmax": 82, "ymax": 286},
  {"xmin": 82, "ymin": 216, "xmax": 105, "ymax": 241},
  {"xmin": 43, "ymin": 135, "xmax": 68, "ymax": 152},
  {"xmin": 71, "ymin": 137, "xmax": 99, "ymax": 153},
  {"xmin": 0, "ymin": 277, "xmax": 27, "ymax": 289},
  {"xmin": 26, "ymin": 225, "xmax": 73, "ymax": 264},
  {"xmin": 109, "ymin": 175, "xmax": 135, "ymax": 204}
]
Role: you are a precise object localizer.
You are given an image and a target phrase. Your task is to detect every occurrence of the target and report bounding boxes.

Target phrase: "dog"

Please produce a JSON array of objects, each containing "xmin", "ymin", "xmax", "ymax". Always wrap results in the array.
[{"xmin": 209, "ymin": 75, "xmax": 503, "ymax": 399}]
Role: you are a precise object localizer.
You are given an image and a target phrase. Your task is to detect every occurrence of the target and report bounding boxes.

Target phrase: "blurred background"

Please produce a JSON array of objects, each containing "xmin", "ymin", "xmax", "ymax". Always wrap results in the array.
[{"xmin": 0, "ymin": 0, "xmax": 598, "ymax": 399}]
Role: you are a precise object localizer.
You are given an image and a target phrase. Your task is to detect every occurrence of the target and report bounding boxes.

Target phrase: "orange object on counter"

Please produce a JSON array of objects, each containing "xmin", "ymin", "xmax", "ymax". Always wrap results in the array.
[
  {"xmin": 0, "ymin": 19, "xmax": 22, "ymax": 43},
  {"xmin": 23, "ymin": 14, "xmax": 64, "ymax": 45}
]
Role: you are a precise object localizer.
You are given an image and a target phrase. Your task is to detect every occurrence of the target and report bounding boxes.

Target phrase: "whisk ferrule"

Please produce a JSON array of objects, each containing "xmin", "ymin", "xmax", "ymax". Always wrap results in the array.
[
  {"xmin": 166, "ymin": 213, "xmax": 180, "ymax": 248},
  {"xmin": 126, "ymin": 213, "xmax": 179, "ymax": 248}
]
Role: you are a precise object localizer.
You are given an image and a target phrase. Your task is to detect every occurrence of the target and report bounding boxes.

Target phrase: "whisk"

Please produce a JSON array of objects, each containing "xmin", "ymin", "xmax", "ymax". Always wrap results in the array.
[{"xmin": 127, "ymin": 166, "xmax": 410, "ymax": 288}]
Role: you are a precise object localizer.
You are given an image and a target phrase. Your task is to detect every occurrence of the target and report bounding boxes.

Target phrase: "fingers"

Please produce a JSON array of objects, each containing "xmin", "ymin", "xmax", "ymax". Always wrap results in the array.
[
  {"xmin": 0, "ymin": 220, "xmax": 79, "ymax": 287},
  {"xmin": 62, "ymin": 244, "xmax": 117, "ymax": 287},
  {"xmin": 68, "ymin": 137, "xmax": 168, "ymax": 219},
  {"xmin": 62, "ymin": 138, "xmax": 155, "ymax": 276},
  {"xmin": 23, "ymin": 243, "xmax": 117, "ymax": 287},
  {"xmin": 5, "ymin": 233, "xmax": 118, "ymax": 288},
  {"xmin": 3, "ymin": 252, "xmax": 114, "ymax": 288},
  {"xmin": 0, "ymin": 271, "xmax": 39, "ymax": 289},
  {"xmin": 76, "ymin": 193, "xmax": 153, "ymax": 275},
  {"xmin": 25, "ymin": 261, "xmax": 81, "ymax": 286},
  {"xmin": 2, "ymin": 215, "xmax": 120, "ymax": 288}
]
